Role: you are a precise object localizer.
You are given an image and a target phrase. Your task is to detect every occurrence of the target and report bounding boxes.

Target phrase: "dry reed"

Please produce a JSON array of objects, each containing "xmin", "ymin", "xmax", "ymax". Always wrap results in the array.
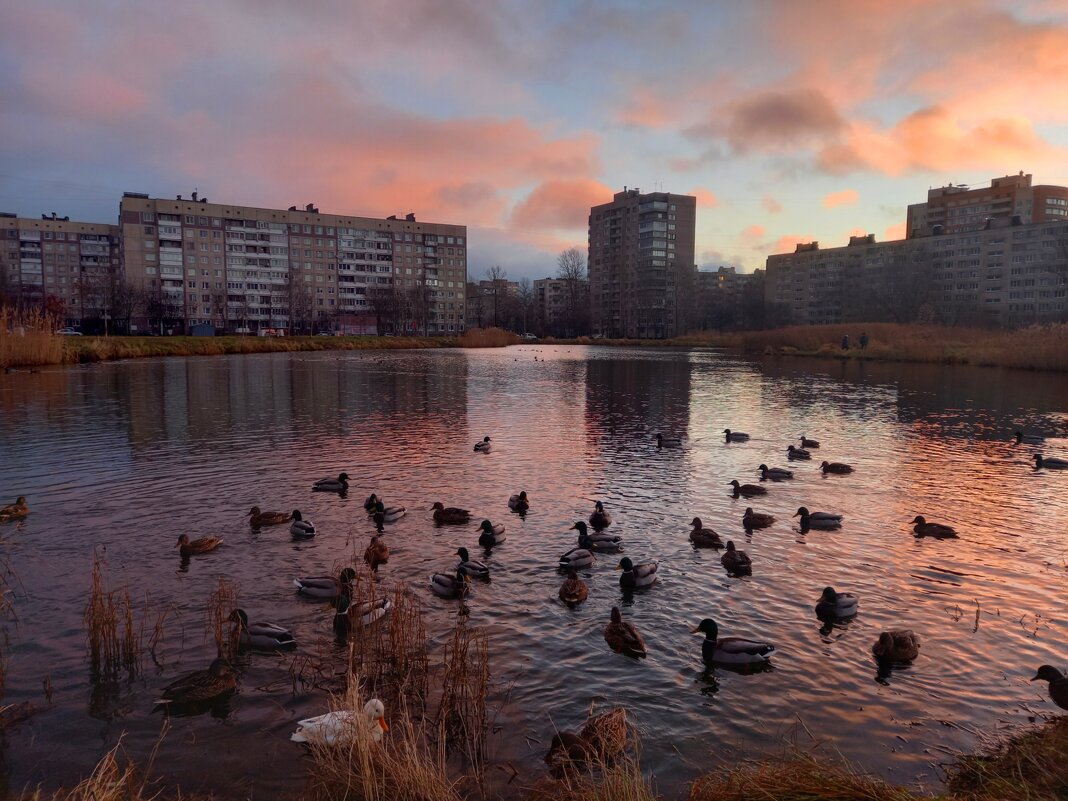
[
  {"xmin": 436, "ymin": 621, "xmax": 490, "ymax": 772},
  {"xmin": 947, "ymin": 715, "xmax": 1068, "ymax": 801},
  {"xmin": 524, "ymin": 755, "xmax": 657, "ymax": 801},
  {"xmin": 0, "ymin": 307, "xmax": 63, "ymax": 369},
  {"xmin": 206, "ymin": 576, "xmax": 239, "ymax": 660},
  {"xmin": 84, "ymin": 555, "xmax": 140, "ymax": 679},
  {"xmin": 458, "ymin": 327, "xmax": 520, "ymax": 347}
]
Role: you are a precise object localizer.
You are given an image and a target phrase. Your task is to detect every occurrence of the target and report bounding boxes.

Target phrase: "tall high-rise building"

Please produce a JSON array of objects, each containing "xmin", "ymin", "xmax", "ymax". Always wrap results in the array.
[
  {"xmin": 588, "ymin": 188, "xmax": 697, "ymax": 338},
  {"xmin": 119, "ymin": 193, "xmax": 467, "ymax": 334},
  {"xmin": 906, "ymin": 172, "xmax": 1068, "ymax": 238}
]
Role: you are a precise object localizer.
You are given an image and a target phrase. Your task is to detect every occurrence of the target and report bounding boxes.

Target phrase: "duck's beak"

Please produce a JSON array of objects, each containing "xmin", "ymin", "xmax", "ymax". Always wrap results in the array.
[
  {"xmin": 690, "ymin": 625, "xmax": 701, "ymax": 634},
  {"xmin": 792, "ymin": 511, "xmax": 800, "ymax": 517},
  {"xmin": 614, "ymin": 565, "xmax": 622, "ymax": 571},
  {"xmin": 1030, "ymin": 673, "xmax": 1041, "ymax": 682},
  {"xmin": 378, "ymin": 716, "xmax": 389, "ymax": 732}
]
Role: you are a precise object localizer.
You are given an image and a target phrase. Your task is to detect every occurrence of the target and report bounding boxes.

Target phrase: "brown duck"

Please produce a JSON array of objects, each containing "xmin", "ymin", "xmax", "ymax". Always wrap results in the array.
[
  {"xmin": 729, "ymin": 480, "xmax": 767, "ymax": 498},
  {"xmin": 911, "ymin": 516, "xmax": 957, "ymax": 538},
  {"xmin": 364, "ymin": 536, "xmax": 389, "ymax": 571},
  {"xmin": 689, "ymin": 517, "xmax": 723, "ymax": 548},
  {"xmin": 248, "ymin": 507, "xmax": 292, "ymax": 527},
  {"xmin": 872, "ymin": 630, "xmax": 920, "ymax": 662},
  {"xmin": 820, "ymin": 461, "xmax": 853, "ymax": 474},
  {"xmin": 603, "ymin": 606, "xmax": 646, "ymax": 657},
  {"xmin": 558, "ymin": 569, "xmax": 589, "ymax": 605},
  {"xmin": 430, "ymin": 502, "xmax": 471, "ymax": 524},
  {"xmin": 177, "ymin": 534, "xmax": 223, "ymax": 557},
  {"xmin": 743, "ymin": 507, "xmax": 774, "ymax": 528},
  {"xmin": 0, "ymin": 496, "xmax": 28, "ymax": 521},
  {"xmin": 154, "ymin": 658, "xmax": 237, "ymax": 707},
  {"xmin": 546, "ymin": 708, "xmax": 631, "ymax": 770}
]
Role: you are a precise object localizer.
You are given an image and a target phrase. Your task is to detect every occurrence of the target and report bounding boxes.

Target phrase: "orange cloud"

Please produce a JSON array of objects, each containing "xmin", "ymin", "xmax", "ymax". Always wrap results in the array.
[
  {"xmin": 510, "ymin": 179, "xmax": 614, "ymax": 231},
  {"xmin": 690, "ymin": 188, "xmax": 721, "ymax": 208},
  {"xmin": 742, "ymin": 224, "xmax": 766, "ymax": 242},
  {"xmin": 885, "ymin": 222, "xmax": 906, "ymax": 240},
  {"xmin": 616, "ymin": 87, "xmax": 673, "ymax": 128},
  {"xmin": 762, "ymin": 196, "xmax": 783, "ymax": 214},
  {"xmin": 772, "ymin": 234, "xmax": 817, "ymax": 255},
  {"xmin": 823, "ymin": 189, "xmax": 859, "ymax": 208}
]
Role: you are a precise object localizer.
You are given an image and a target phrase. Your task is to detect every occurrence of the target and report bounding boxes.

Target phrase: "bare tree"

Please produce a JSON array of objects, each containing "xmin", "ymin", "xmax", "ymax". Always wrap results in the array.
[
  {"xmin": 556, "ymin": 247, "xmax": 588, "ymax": 336},
  {"xmin": 487, "ymin": 265, "xmax": 507, "ymax": 327},
  {"xmin": 517, "ymin": 277, "xmax": 534, "ymax": 335}
]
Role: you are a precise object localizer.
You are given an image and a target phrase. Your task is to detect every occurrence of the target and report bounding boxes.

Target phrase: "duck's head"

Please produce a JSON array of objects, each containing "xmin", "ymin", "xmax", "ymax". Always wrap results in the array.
[
  {"xmin": 339, "ymin": 567, "xmax": 357, "ymax": 584},
  {"xmin": 723, "ymin": 429, "xmax": 731, "ymax": 434},
  {"xmin": 228, "ymin": 608, "xmax": 249, "ymax": 628},
  {"xmin": 369, "ymin": 535, "xmax": 380, "ymax": 545},
  {"xmin": 819, "ymin": 586, "xmax": 838, "ymax": 603},
  {"xmin": 1014, "ymin": 431, "xmax": 1023, "ymax": 442},
  {"xmin": 208, "ymin": 658, "xmax": 234, "ymax": 677},
  {"xmin": 566, "ymin": 568, "xmax": 579, "ymax": 580},
  {"xmin": 483, "ymin": 436, "xmax": 491, "ymax": 442},
  {"xmin": 729, "ymin": 480, "xmax": 741, "ymax": 488},
  {"xmin": 609, "ymin": 606, "xmax": 623, "ymax": 623},
  {"xmin": 656, "ymin": 433, "xmax": 663, "ymax": 443},
  {"xmin": 431, "ymin": 502, "xmax": 445, "ymax": 511},
  {"xmin": 375, "ymin": 501, "xmax": 385, "ymax": 513},
  {"xmin": 758, "ymin": 464, "xmax": 769, "ymax": 472},
  {"xmin": 518, "ymin": 491, "xmax": 527, "ymax": 501},
  {"xmin": 743, "ymin": 507, "xmax": 754, "ymax": 517},
  {"xmin": 177, "ymin": 534, "xmax": 190, "ymax": 547},
  {"xmin": 571, "ymin": 521, "xmax": 588, "ymax": 534},
  {"xmin": 691, "ymin": 618, "xmax": 719, "ymax": 639},
  {"xmin": 820, "ymin": 461, "xmax": 829, "ymax": 469},
  {"xmin": 338, "ymin": 472, "xmax": 350, "ymax": 482},
  {"xmin": 594, "ymin": 501, "xmax": 604, "ymax": 511},
  {"xmin": 477, "ymin": 519, "xmax": 494, "ymax": 533},
  {"xmin": 292, "ymin": 509, "xmax": 303, "ymax": 521},
  {"xmin": 248, "ymin": 506, "xmax": 261, "ymax": 516},
  {"xmin": 690, "ymin": 517, "xmax": 702, "ymax": 528},
  {"xmin": 616, "ymin": 557, "xmax": 634, "ymax": 572},
  {"xmin": 725, "ymin": 540, "xmax": 736, "ymax": 552},
  {"xmin": 367, "ymin": 493, "xmax": 378, "ymax": 503},
  {"xmin": 363, "ymin": 698, "xmax": 389, "ymax": 732},
  {"xmin": 15, "ymin": 496, "xmax": 26, "ymax": 505},
  {"xmin": 794, "ymin": 507, "xmax": 810, "ymax": 518},
  {"xmin": 456, "ymin": 547, "xmax": 471, "ymax": 562},
  {"xmin": 911, "ymin": 515, "xmax": 926, "ymax": 525},
  {"xmin": 1032, "ymin": 664, "xmax": 1064, "ymax": 683},
  {"xmin": 1034, "ymin": 453, "xmax": 1044, "ymax": 465},
  {"xmin": 787, "ymin": 445, "xmax": 796, "ymax": 452}
]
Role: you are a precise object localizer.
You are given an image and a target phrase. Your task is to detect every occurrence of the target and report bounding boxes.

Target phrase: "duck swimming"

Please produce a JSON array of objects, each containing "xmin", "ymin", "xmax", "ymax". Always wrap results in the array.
[
  {"xmin": 476, "ymin": 519, "xmax": 506, "ymax": 547},
  {"xmin": 429, "ymin": 569, "xmax": 469, "ymax": 599},
  {"xmin": 1031, "ymin": 665, "xmax": 1068, "ymax": 711},
  {"xmin": 0, "ymin": 496, "xmax": 28, "ymax": 521},
  {"xmin": 177, "ymin": 534, "xmax": 223, "ymax": 558},
  {"xmin": 758, "ymin": 464, "xmax": 793, "ymax": 480},
  {"xmin": 573, "ymin": 521, "xmax": 623, "ymax": 552},
  {"xmin": 911, "ymin": 516, "xmax": 958, "ymax": 538},
  {"xmin": 154, "ymin": 658, "xmax": 236, "ymax": 707},
  {"xmin": 689, "ymin": 517, "xmax": 723, "ymax": 549},
  {"xmin": 742, "ymin": 507, "xmax": 774, "ymax": 529},
  {"xmin": 291, "ymin": 699, "xmax": 389, "ymax": 745},
  {"xmin": 249, "ymin": 507, "xmax": 292, "ymax": 527},
  {"xmin": 363, "ymin": 536, "xmax": 389, "ymax": 571},
  {"xmin": 508, "ymin": 491, "xmax": 529, "ymax": 512},
  {"xmin": 1034, "ymin": 453, "xmax": 1068, "ymax": 469},
  {"xmin": 820, "ymin": 461, "xmax": 853, "ymax": 474},
  {"xmin": 723, "ymin": 429, "xmax": 750, "ymax": 442},
  {"xmin": 617, "ymin": 556, "xmax": 658, "ymax": 590},
  {"xmin": 691, "ymin": 618, "xmax": 775, "ymax": 665},
  {"xmin": 229, "ymin": 609, "xmax": 297, "ymax": 651},
  {"xmin": 1015, "ymin": 431, "xmax": 1045, "ymax": 445},
  {"xmin": 313, "ymin": 473, "xmax": 350, "ymax": 493},
  {"xmin": 787, "ymin": 445, "xmax": 811, "ymax": 460},
  {"xmin": 334, "ymin": 595, "xmax": 392, "ymax": 638},
  {"xmin": 603, "ymin": 606, "xmax": 646, "ymax": 656},
  {"xmin": 290, "ymin": 510, "xmax": 316, "ymax": 539},
  {"xmin": 795, "ymin": 507, "xmax": 843, "ymax": 529},
  {"xmin": 559, "ymin": 569, "xmax": 589, "ymax": 604},
  {"xmin": 872, "ymin": 630, "xmax": 920, "ymax": 662},
  {"xmin": 545, "ymin": 708, "xmax": 631, "ymax": 770},
  {"xmin": 656, "ymin": 433, "xmax": 682, "ymax": 448},
  {"xmin": 455, "ymin": 547, "xmax": 490, "ymax": 578},
  {"xmin": 294, "ymin": 567, "xmax": 356, "ymax": 599},
  {"xmin": 363, "ymin": 493, "xmax": 379, "ymax": 512},
  {"xmin": 474, "ymin": 436, "xmax": 492, "ymax": 452},
  {"xmin": 373, "ymin": 501, "xmax": 406, "ymax": 526},
  {"xmin": 431, "ymin": 502, "xmax": 471, "ymax": 525},
  {"xmin": 589, "ymin": 501, "xmax": 611, "ymax": 529},
  {"xmin": 558, "ymin": 544, "xmax": 595, "ymax": 570},
  {"xmin": 721, "ymin": 540, "xmax": 752, "ymax": 574},
  {"xmin": 729, "ymin": 479, "xmax": 767, "ymax": 497},
  {"xmin": 815, "ymin": 587, "xmax": 859, "ymax": 619},
  {"xmin": 800, "ymin": 435, "xmax": 820, "ymax": 449}
]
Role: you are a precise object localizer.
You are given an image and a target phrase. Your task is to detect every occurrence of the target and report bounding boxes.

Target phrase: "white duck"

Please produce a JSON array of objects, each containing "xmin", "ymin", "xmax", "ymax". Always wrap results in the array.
[
  {"xmin": 291, "ymin": 698, "xmax": 389, "ymax": 745},
  {"xmin": 290, "ymin": 510, "xmax": 316, "ymax": 539},
  {"xmin": 229, "ymin": 608, "xmax": 297, "ymax": 650}
]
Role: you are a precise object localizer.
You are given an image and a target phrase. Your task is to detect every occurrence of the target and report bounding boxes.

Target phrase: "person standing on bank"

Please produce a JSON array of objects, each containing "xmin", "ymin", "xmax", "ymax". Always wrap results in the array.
[
  {"xmin": 841, "ymin": 334, "xmax": 849, "ymax": 350},
  {"xmin": 860, "ymin": 332, "xmax": 869, "ymax": 350}
]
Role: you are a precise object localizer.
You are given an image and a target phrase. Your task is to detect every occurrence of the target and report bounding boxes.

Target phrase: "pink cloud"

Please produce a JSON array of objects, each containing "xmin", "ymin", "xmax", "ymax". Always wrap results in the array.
[
  {"xmin": 823, "ymin": 189, "xmax": 859, "ymax": 208},
  {"xmin": 690, "ymin": 187, "xmax": 721, "ymax": 208},
  {"xmin": 510, "ymin": 179, "xmax": 614, "ymax": 231},
  {"xmin": 772, "ymin": 234, "xmax": 817, "ymax": 254},
  {"xmin": 761, "ymin": 196, "xmax": 783, "ymax": 214},
  {"xmin": 885, "ymin": 222, "xmax": 907, "ymax": 240},
  {"xmin": 742, "ymin": 224, "xmax": 766, "ymax": 243}
]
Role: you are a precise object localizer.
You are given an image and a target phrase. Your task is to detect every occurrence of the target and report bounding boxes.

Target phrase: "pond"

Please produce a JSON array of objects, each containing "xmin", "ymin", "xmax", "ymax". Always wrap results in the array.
[{"xmin": 2, "ymin": 345, "xmax": 1067, "ymax": 798}]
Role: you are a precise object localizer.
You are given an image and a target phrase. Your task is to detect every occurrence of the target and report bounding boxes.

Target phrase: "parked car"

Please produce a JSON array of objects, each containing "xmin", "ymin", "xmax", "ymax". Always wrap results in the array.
[
  {"xmin": 522, "ymin": 333, "xmax": 538, "ymax": 340},
  {"xmin": 56, "ymin": 327, "xmax": 83, "ymax": 336}
]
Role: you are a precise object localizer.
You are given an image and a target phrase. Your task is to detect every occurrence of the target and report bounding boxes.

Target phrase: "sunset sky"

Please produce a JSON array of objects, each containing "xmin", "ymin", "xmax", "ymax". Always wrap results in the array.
[{"xmin": 2, "ymin": 0, "xmax": 1067, "ymax": 280}]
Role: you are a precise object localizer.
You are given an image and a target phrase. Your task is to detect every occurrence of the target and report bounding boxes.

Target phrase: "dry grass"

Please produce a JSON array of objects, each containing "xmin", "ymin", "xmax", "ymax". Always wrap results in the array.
[
  {"xmin": 20, "ymin": 732, "xmax": 171, "ymax": 801},
  {"xmin": 0, "ymin": 307, "xmax": 63, "ymax": 369},
  {"xmin": 84, "ymin": 555, "xmax": 140, "ymax": 679},
  {"xmin": 436, "ymin": 622, "xmax": 490, "ymax": 772},
  {"xmin": 524, "ymin": 755, "xmax": 656, "ymax": 801},
  {"xmin": 459, "ymin": 327, "xmax": 520, "ymax": 347},
  {"xmin": 946, "ymin": 715, "xmax": 1068, "ymax": 801},
  {"xmin": 206, "ymin": 576, "xmax": 239, "ymax": 660}
]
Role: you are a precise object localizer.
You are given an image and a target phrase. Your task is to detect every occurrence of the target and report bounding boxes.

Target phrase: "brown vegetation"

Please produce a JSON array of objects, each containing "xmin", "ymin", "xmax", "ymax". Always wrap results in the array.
[
  {"xmin": 0, "ymin": 307, "xmax": 64, "ymax": 369},
  {"xmin": 84, "ymin": 555, "xmax": 141, "ymax": 679},
  {"xmin": 458, "ymin": 326, "xmax": 520, "ymax": 347}
]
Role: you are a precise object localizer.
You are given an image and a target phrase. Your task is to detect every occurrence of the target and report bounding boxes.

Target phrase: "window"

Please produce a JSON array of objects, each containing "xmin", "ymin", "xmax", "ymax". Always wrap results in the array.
[{"xmin": 142, "ymin": 212, "xmax": 155, "ymax": 222}]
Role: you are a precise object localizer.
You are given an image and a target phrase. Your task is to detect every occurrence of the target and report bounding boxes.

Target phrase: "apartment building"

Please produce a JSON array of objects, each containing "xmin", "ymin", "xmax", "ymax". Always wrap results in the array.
[
  {"xmin": 588, "ymin": 188, "xmax": 697, "ymax": 338},
  {"xmin": 0, "ymin": 213, "xmax": 121, "ymax": 327},
  {"xmin": 533, "ymin": 276, "xmax": 589, "ymax": 336},
  {"xmin": 694, "ymin": 266, "xmax": 759, "ymax": 330},
  {"xmin": 765, "ymin": 219, "xmax": 1068, "ymax": 328},
  {"xmin": 906, "ymin": 172, "xmax": 1068, "ymax": 238},
  {"xmin": 119, "ymin": 192, "xmax": 467, "ymax": 334}
]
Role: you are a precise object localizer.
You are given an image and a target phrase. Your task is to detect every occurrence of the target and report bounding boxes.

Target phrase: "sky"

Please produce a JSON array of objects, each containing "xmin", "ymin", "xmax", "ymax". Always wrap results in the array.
[{"xmin": 2, "ymin": 0, "xmax": 1067, "ymax": 281}]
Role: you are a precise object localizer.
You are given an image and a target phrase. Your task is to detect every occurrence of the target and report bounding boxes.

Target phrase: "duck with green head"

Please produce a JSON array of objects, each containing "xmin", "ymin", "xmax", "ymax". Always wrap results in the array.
[
  {"xmin": 1031, "ymin": 665, "xmax": 1068, "ymax": 711},
  {"xmin": 572, "ymin": 520, "xmax": 623, "ymax": 552},
  {"xmin": 815, "ymin": 586, "xmax": 858, "ymax": 620},
  {"xmin": 616, "ymin": 556, "xmax": 658, "ymax": 590},
  {"xmin": 477, "ymin": 519, "xmax": 506, "ymax": 548},
  {"xmin": 455, "ymin": 547, "xmax": 490, "ymax": 578},
  {"xmin": 691, "ymin": 618, "xmax": 775, "ymax": 665},
  {"xmin": 293, "ymin": 567, "xmax": 356, "ymax": 599},
  {"xmin": 508, "ymin": 491, "xmax": 529, "ymax": 512},
  {"xmin": 313, "ymin": 473, "xmax": 350, "ymax": 493}
]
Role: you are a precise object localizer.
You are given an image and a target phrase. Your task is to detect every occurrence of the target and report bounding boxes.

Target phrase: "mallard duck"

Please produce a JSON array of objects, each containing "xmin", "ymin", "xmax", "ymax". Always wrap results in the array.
[
  {"xmin": 800, "ymin": 435, "xmax": 820, "ymax": 448},
  {"xmin": 559, "ymin": 569, "xmax": 589, "ymax": 604},
  {"xmin": 815, "ymin": 587, "xmax": 858, "ymax": 619},
  {"xmin": 293, "ymin": 567, "xmax": 355, "ymax": 599},
  {"xmin": 228, "ymin": 609, "xmax": 296, "ymax": 651},
  {"xmin": 787, "ymin": 445, "xmax": 811, "ymax": 460},
  {"xmin": 373, "ymin": 501, "xmax": 406, "ymax": 526},
  {"xmin": 721, "ymin": 540, "xmax": 752, "ymax": 573},
  {"xmin": 334, "ymin": 594, "xmax": 392, "ymax": 637},
  {"xmin": 559, "ymin": 545, "xmax": 596, "ymax": 570},
  {"xmin": 249, "ymin": 507, "xmax": 292, "ymax": 527},
  {"xmin": 617, "ymin": 556, "xmax": 658, "ymax": 590},
  {"xmin": 723, "ymin": 428, "xmax": 750, "ymax": 442},
  {"xmin": 0, "ymin": 496, "xmax": 28, "ymax": 521},
  {"xmin": 820, "ymin": 461, "xmax": 853, "ymax": 474},
  {"xmin": 1031, "ymin": 665, "xmax": 1068, "ymax": 711},
  {"xmin": 474, "ymin": 436, "xmax": 492, "ymax": 452},
  {"xmin": 363, "ymin": 493, "xmax": 379, "ymax": 512},
  {"xmin": 476, "ymin": 519, "xmax": 506, "ymax": 547},
  {"xmin": 177, "ymin": 534, "xmax": 223, "ymax": 557},
  {"xmin": 290, "ymin": 510, "xmax": 316, "ymax": 539},
  {"xmin": 429, "ymin": 569, "xmax": 470, "ymax": 599},
  {"xmin": 154, "ymin": 658, "xmax": 236, "ymax": 707},
  {"xmin": 1034, "ymin": 453, "xmax": 1068, "ymax": 469},
  {"xmin": 757, "ymin": 464, "xmax": 793, "ymax": 481},
  {"xmin": 455, "ymin": 547, "xmax": 490, "ymax": 578},
  {"xmin": 313, "ymin": 473, "xmax": 350, "ymax": 493},
  {"xmin": 873, "ymin": 630, "xmax": 920, "ymax": 662},
  {"xmin": 729, "ymin": 479, "xmax": 767, "ymax": 497},
  {"xmin": 911, "ymin": 516, "xmax": 958, "ymax": 538},
  {"xmin": 545, "ymin": 708, "xmax": 631, "ymax": 769},
  {"xmin": 656, "ymin": 433, "xmax": 682, "ymax": 448},
  {"xmin": 691, "ymin": 618, "xmax": 775, "ymax": 665},
  {"xmin": 795, "ymin": 507, "xmax": 842, "ymax": 529},
  {"xmin": 589, "ymin": 501, "xmax": 611, "ymax": 529},
  {"xmin": 742, "ymin": 507, "xmax": 774, "ymax": 529},
  {"xmin": 603, "ymin": 606, "xmax": 646, "ymax": 656},
  {"xmin": 291, "ymin": 699, "xmax": 389, "ymax": 745},
  {"xmin": 689, "ymin": 517, "xmax": 723, "ymax": 548},
  {"xmin": 508, "ymin": 491, "xmax": 529, "ymax": 512},
  {"xmin": 364, "ymin": 536, "xmax": 389, "ymax": 571},
  {"xmin": 573, "ymin": 521, "xmax": 623, "ymax": 552},
  {"xmin": 1015, "ymin": 431, "xmax": 1045, "ymax": 445},
  {"xmin": 431, "ymin": 502, "xmax": 471, "ymax": 524}
]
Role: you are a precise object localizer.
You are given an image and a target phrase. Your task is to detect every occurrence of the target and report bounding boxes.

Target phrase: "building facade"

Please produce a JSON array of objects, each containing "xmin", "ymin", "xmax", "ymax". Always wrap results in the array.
[
  {"xmin": 695, "ymin": 266, "xmax": 759, "ymax": 330},
  {"xmin": 765, "ymin": 219, "xmax": 1068, "ymax": 328},
  {"xmin": 118, "ymin": 193, "xmax": 467, "ymax": 335},
  {"xmin": 0, "ymin": 213, "xmax": 122, "ymax": 328},
  {"xmin": 588, "ymin": 188, "xmax": 697, "ymax": 338},
  {"xmin": 906, "ymin": 173, "xmax": 1068, "ymax": 239},
  {"xmin": 533, "ymin": 276, "xmax": 589, "ymax": 336}
]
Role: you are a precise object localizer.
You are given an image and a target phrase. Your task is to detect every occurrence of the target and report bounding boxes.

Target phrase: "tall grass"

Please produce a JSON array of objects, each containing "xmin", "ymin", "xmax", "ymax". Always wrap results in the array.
[
  {"xmin": 436, "ymin": 622, "xmax": 490, "ymax": 773},
  {"xmin": 84, "ymin": 555, "xmax": 140, "ymax": 679},
  {"xmin": 0, "ymin": 307, "xmax": 63, "ymax": 369},
  {"xmin": 525, "ymin": 756, "xmax": 657, "ymax": 801},
  {"xmin": 206, "ymin": 576, "xmax": 239, "ymax": 660},
  {"xmin": 458, "ymin": 327, "xmax": 520, "ymax": 347},
  {"xmin": 947, "ymin": 715, "xmax": 1068, "ymax": 801}
]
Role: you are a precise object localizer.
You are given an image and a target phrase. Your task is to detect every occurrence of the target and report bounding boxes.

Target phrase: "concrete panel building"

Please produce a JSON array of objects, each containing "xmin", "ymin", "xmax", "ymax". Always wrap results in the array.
[
  {"xmin": 534, "ymin": 276, "xmax": 589, "ymax": 336},
  {"xmin": 588, "ymin": 188, "xmax": 697, "ymax": 338}
]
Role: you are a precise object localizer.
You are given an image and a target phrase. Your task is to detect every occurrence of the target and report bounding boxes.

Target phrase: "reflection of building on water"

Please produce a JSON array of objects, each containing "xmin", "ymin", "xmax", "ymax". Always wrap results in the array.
[{"xmin": 583, "ymin": 355, "xmax": 692, "ymax": 446}]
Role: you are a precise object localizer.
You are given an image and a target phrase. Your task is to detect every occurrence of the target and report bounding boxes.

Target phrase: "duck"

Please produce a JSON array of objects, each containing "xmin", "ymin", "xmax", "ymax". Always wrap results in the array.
[
  {"xmin": 573, "ymin": 521, "xmax": 623, "ymax": 552},
  {"xmin": 154, "ymin": 658, "xmax": 236, "ymax": 707},
  {"xmin": 293, "ymin": 567, "xmax": 355, "ymax": 599},
  {"xmin": 729, "ymin": 479, "xmax": 767, "ymax": 497},
  {"xmin": 787, "ymin": 445, "xmax": 811, "ymax": 460},
  {"xmin": 0, "ymin": 496, "xmax": 29, "ymax": 521},
  {"xmin": 656, "ymin": 433, "xmax": 682, "ymax": 448},
  {"xmin": 691, "ymin": 618, "xmax": 775, "ymax": 665},
  {"xmin": 558, "ymin": 569, "xmax": 589, "ymax": 604},
  {"xmin": 508, "ymin": 491, "xmax": 529, "ymax": 512},
  {"xmin": 476, "ymin": 519, "xmax": 506, "ymax": 547},
  {"xmin": 742, "ymin": 507, "xmax": 774, "ymax": 529},
  {"xmin": 872, "ymin": 630, "xmax": 920, "ymax": 663},
  {"xmin": 363, "ymin": 536, "xmax": 389, "ymax": 571},
  {"xmin": 455, "ymin": 547, "xmax": 490, "ymax": 578},
  {"xmin": 617, "ymin": 556, "xmax": 658, "ymax": 590},
  {"xmin": 820, "ymin": 461, "xmax": 853, "ymax": 474},
  {"xmin": 177, "ymin": 534, "xmax": 222, "ymax": 557},
  {"xmin": 911, "ymin": 516, "xmax": 958, "ymax": 539},
  {"xmin": 363, "ymin": 493, "xmax": 379, "ymax": 512},
  {"xmin": 1015, "ymin": 431, "xmax": 1045, "ymax": 445},
  {"xmin": 290, "ymin": 510, "xmax": 316, "ymax": 539},
  {"xmin": 228, "ymin": 609, "xmax": 297, "ymax": 651},
  {"xmin": 795, "ymin": 507, "xmax": 843, "ymax": 530},
  {"xmin": 1034, "ymin": 453, "xmax": 1068, "ymax": 470},
  {"xmin": 800, "ymin": 435, "xmax": 820, "ymax": 449},
  {"xmin": 291, "ymin": 699, "xmax": 389, "ymax": 745},
  {"xmin": 474, "ymin": 436, "xmax": 492, "ymax": 452},
  {"xmin": 758, "ymin": 464, "xmax": 793, "ymax": 480},
  {"xmin": 429, "ymin": 569, "xmax": 470, "ymax": 599},
  {"xmin": 334, "ymin": 594, "xmax": 392, "ymax": 637},
  {"xmin": 545, "ymin": 708, "xmax": 631, "ymax": 769},
  {"xmin": 431, "ymin": 502, "xmax": 471, "ymax": 525},
  {"xmin": 723, "ymin": 428, "xmax": 750, "ymax": 442},
  {"xmin": 373, "ymin": 501, "xmax": 406, "ymax": 526},
  {"xmin": 689, "ymin": 517, "xmax": 723, "ymax": 549},
  {"xmin": 559, "ymin": 545, "xmax": 596, "ymax": 570},
  {"xmin": 249, "ymin": 507, "xmax": 292, "ymax": 527},
  {"xmin": 313, "ymin": 473, "xmax": 350, "ymax": 493},
  {"xmin": 603, "ymin": 606, "xmax": 646, "ymax": 656},
  {"xmin": 815, "ymin": 587, "xmax": 859, "ymax": 619},
  {"xmin": 1031, "ymin": 665, "xmax": 1068, "ymax": 711},
  {"xmin": 720, "ymin": 541, "xmax": 752, "ymax": 573},
  {"xmin": 589, "ymin": 501, "xmax": 611, "ymax": 529}
]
